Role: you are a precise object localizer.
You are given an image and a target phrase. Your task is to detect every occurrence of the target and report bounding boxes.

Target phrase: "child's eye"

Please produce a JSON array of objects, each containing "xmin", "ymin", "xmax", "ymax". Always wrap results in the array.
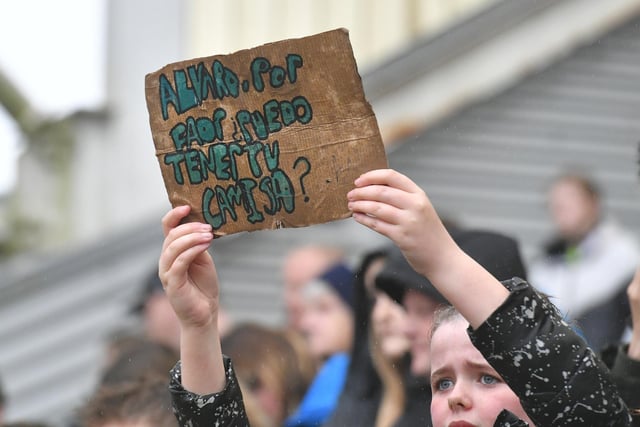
[
  {"xmin": 436, "ymin": 378, "xmax": 454, "ymax": 391},
  {"xmin": 480, "ymin": 374, "xmax": 499, "ymax": 385}
]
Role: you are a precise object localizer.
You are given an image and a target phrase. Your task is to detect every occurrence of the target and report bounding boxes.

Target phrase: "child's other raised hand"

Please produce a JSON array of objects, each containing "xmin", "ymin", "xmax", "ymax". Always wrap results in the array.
[
  {"xmin": 159, "ymin": 205, "xmax": 218, "ymax": 331},
  {"xmin": 160, "ymin": 205, "xmax": 226, "ymax": 394},
  {"xmin": 347, "ymin": 169, "xmax": 456, "ymax": 278},
  {"xmin": 348, "ymin": 169, "xmax": 510, "ymax": 328}
]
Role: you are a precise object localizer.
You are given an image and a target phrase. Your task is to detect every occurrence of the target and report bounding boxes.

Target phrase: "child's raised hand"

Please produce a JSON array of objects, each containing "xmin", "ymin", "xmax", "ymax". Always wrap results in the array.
[
  {"xmin": 159, "ymin": 205, "xmax": 219, "ymax": 331},
  {"xmin": 160, "ymin": 205, "xmax": 227, "ymax": 394},
  {"xmin": 347, "ymin": 169, "xmax": 455, "ymax": 277},
  {"xmin": 348, "ymin": 169, "xmax": 510, "ymax": 328}
]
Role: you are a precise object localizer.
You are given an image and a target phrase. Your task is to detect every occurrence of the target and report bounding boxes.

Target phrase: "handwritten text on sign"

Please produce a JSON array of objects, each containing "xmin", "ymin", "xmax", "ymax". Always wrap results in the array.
[{"xmin": 145, "ymin": 29, "xmax": 387, "ymax": 236}]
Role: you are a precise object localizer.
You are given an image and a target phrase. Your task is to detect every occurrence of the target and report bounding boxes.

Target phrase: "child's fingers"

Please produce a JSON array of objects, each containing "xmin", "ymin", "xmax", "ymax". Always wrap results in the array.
[
  {"xmin": 162, "ymin": 205, "xmax": 191, "ymax": 237},
  {"xmin": 347, "ymin": 184, "xmax": 416, "ymax": 210},
  {"xmin": 354, "ymin": 169, "xmax": 421, "ymax": 193},
  {"xmin": 348, "ymin": 199, "xmax": 403, "ymax": 225},
  {"xmin": 159, "ymin": 231, "xmax": 213, "ymax": 286},
  {"xmin": 161, "ymin": 242, "xmax": 212, "ymax": 291},
  {"xmin": 161, "ymin": 230, "xmax": 213, "ymax": 270},
  {"xmin": 162, "ymin": 221, "xmax": 212, "ymax": 252},
  {"xmin": 351, "ymin": 211, "xmax": 396, "ymax": 237}
]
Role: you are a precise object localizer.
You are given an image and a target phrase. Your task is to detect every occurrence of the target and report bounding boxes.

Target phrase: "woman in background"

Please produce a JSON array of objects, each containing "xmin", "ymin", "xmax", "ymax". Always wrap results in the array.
[{"xmin": 221, "ymin": 323, "xmax": 315, "ymax": 427}]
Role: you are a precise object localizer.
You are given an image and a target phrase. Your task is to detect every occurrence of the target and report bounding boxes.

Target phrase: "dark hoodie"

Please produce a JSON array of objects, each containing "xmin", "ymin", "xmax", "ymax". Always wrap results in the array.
[
  {"xmin": 323, "ymin": 248, "xmax": 387, "ymax": 427},
  {"xmin": 324, "ymin": 245, "xmax": 432, "ymax": 427}
]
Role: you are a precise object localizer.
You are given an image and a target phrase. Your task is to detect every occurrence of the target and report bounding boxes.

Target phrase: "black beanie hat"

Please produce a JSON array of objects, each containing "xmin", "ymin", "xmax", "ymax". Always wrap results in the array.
[{"xmin": 312, "ymin": 263, "xmax": 355, "ymax": 309}]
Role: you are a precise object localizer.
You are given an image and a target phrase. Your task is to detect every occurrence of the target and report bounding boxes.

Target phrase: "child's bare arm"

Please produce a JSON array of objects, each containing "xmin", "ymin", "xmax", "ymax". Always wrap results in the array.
[
  {"xmin": 159, "ymin": 205, "xmax": 225, "ymax": 394},
  {"xmin": 347, "ymin": 169, "xmax": 509, "ymax": 329}
]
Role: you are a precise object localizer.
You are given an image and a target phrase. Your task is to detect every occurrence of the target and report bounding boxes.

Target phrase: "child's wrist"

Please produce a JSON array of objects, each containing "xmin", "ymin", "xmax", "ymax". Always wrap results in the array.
[
  {"xmin": 180, "ymin": 322, "xmax": 221, "ymax": 361},
  {"xmin": 179, "ymin": 321, "xmax": 226, "ymax": 394},
  {"xmin": 180, "ymin": 318, "xmax": 219, "ymax": 337},
  {"xmin": 422, "ymin": 232, "xmax": 461, "ymax": 278}
]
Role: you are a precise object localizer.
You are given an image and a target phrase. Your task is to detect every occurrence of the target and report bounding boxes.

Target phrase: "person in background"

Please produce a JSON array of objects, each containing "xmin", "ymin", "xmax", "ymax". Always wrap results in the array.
[
  {"xmin": 284, "ymin": 262, "xmax": 355, "ymax": 427},
  {"xmin": 375, "ymin": 248, "xmax": 449, "ymax": 380},
  {"xmin": 62, "ymin": 336, "xmax": 179, "ymax": 427},
  {"xmin": 98, "ymin": 335, "xmax": 179, "ymax": 387},
  {"xmin": 365, "ymin": 249, "xmax": 412, "ymax": 427},
  {"xmin": 281, "ymin": 245, "xmax": 345, "ymax": 334},
  {"xmin": 324, "ymin": 245, "xmax": 410, "ymax": 427},
  {"xmin": 133, "ymin": 268, "xmax": 182, "ymax": 351},
  {"xmin": 220, "ymin": 322, "xmax": 315, "ymax": 427},
  {"xmin": 78, "ymin": 376, "xmax": 177, "ymax": 427},
  {"xmin": 372, "ymin": 247, "xmax": 442, "ymax": 426},
  {"xmin": 530, "ymin": 172, "xmax": 639, "ymax": 351},
  {"xmin": 132, "ymin": 267, "xmax": 233, "ymax": 352}
]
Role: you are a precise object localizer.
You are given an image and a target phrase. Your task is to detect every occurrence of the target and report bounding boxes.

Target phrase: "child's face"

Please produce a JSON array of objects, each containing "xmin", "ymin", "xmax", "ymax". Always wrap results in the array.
[{"xmin": 429, "ymin": 318, "xmax": 534, "ymax": 427}]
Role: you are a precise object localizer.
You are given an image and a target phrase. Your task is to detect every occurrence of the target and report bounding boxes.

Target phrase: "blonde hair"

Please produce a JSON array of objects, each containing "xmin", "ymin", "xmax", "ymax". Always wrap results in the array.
[{"xmin": 431, "ymin": 305, "xmax": 464, "ymax": 336}]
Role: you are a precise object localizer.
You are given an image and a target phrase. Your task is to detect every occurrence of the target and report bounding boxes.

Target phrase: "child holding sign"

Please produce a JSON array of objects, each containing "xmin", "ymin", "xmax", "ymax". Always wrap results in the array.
[
  {"xmin": 160, "ymin": 169, "xmax": 636, "ymax": 426},
  {"xmin": 348, "ymin": 169, "xmax": 635, "ymax": 427}
]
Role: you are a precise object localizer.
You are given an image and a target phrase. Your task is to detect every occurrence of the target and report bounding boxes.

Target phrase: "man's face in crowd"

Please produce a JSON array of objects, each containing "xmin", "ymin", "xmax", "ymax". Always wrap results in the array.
[
  {"xmin": 548, "ymin": 178, "xmax": 599, "ymax": 242},
  {"xmin": 402, "ymin": 289, "xmax": 441, "ymax": 376},
  {"xmin": 282, "ymin": 247, "xmax": 341, "ymax": 332}
]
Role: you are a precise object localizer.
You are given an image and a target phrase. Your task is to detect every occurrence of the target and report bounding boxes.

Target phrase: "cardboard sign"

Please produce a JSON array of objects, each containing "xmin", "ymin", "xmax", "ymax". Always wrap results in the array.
[{"xmin": 145, "ymin": 28, "xmax": 387, "ymax": 236}]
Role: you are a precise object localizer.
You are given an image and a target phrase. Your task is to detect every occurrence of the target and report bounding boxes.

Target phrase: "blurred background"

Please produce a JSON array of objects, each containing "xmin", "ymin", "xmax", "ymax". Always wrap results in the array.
[{"xmin": 1, "ymin": 0, "xmax": 640, "ymax": 424}]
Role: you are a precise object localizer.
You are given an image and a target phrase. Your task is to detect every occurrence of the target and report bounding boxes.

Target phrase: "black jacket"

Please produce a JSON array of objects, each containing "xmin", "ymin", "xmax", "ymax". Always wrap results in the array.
[
  {"xmin": 470, "ymin": 278, "xmax": 633, "ymax": 426},
  {"xmin": 601, "ymin": 344, "xmax": 640, "ymax": 427}
]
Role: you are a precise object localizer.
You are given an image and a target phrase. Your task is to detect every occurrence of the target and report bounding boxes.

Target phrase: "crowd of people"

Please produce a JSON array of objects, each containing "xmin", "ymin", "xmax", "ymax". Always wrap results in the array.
[{"xmin": 1, "ymin": 168, "xmax": 639, "ymax": 427}]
